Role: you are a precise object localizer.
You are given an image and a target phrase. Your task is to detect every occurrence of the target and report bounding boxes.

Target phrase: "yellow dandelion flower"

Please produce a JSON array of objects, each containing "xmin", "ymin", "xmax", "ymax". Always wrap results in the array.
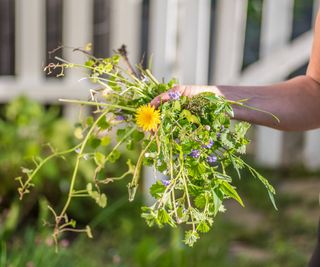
[{"xmin": 136, "ymin": 104, "xmax": 161, "ymax": 132}]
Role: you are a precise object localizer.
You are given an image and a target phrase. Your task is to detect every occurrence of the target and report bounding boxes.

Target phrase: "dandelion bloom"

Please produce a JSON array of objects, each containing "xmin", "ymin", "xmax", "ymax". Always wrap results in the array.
[{"xmin": 136, "ymin": 104, "xmax": 161, "ymax": 132}]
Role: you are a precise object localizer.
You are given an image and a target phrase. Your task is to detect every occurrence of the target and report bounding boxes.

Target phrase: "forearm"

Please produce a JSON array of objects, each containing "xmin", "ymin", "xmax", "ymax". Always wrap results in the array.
[{"xmin": 214, "ymin": 75, "xmax": 320, "ymax": 131}]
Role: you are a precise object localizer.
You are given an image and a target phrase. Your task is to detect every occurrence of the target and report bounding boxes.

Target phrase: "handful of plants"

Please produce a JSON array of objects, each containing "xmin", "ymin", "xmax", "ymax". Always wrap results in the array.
[{"xmin": 17, "ymin": 45, "xmax": 277, "ymax": 248}]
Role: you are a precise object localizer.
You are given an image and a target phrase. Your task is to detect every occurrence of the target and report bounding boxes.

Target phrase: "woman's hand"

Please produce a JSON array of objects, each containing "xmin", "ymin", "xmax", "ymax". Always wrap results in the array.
[{"xmin": 150, "ymin": 85, "xmax": 222, "ymax": 108}]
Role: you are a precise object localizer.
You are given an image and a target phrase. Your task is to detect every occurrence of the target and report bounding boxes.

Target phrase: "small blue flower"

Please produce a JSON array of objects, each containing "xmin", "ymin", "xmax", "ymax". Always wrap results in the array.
[
  {"xmin": 175, "ymin": 138, "xmax": 180, "ymax": 144},
  {"xmin": 189, "ymin": 149, "xmax": 200, "ymax": 159},
  {"xmin": 161, "ymin": 179, "xmax": 170, "ymax": 187},
  {"xmin": 115, "ymin": 115, "xmax": 125, "ymax": 121},
  {"xmin": 168, "ymin": 91, "xmax": 181, "ymax": 100},
  {"xmin": 202, "ymin": 139, "xmax": 214, "ymax": 149},
  {"xmin": 207, "ymin": 154, "xmax": 217, "ymax": 166},
  {"xmin": 216, "ymin": 132, "xmax": 221, "ymax": 139}
]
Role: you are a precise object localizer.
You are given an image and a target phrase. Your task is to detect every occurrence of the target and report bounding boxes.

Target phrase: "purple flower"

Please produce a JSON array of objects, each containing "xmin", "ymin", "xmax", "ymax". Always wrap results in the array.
[
  {"xmin": 189, "ymin": 149, "xmax": 200, "ymax": 159},
  {"xmin": 207, "ymin": 154, "xmax": 217, "ymax": 166},
  {"xmin": 116, "ymin": 115, "xmax": 125, "ymax": 121},
  {"xmin": 202, "ymin": 139, "xmax": 214, "ymax": 149},
  {"xmin": 175, "ymin": 138, "xmax": 180, "ymax": 144},
  {"xmin": 161, "ymin": 179, "xmax": 170, "ymax": 187},
  {"xmin": 216, "ymin": 133, "xmax": 221, "ymax": 139},
  {"xmin": 168, "ymin": 91, "xmax": 181, "ymax": 100}
]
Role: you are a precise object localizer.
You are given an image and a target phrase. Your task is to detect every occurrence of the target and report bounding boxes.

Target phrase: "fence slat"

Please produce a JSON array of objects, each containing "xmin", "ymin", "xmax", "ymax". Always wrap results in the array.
[
  {"xmin": 213, "ymin": 0, "xmax": 248, "ymax": 84},
  {"xmin": 236, "ymin": 32, "xmax": 312, "ymax": 85},
  {"xmin": 178, "ymin": 0, "xmax": 211, "ymax": 84},
  {"xmin": 255, "ymin": 0, "xmax": 294, "ymax": 167},
  {"xmin": 304, "ymin": 130, "xmax": 320, "ymax": 169},
  {"xmin": 110, "ymin": 0, "xmax": 142, "ymax": 65},
  {"xmin": 143, "ymin": 0, "xmax": 179, "ymax": 204},
  {"xmin": 149, "ymin": 0, "xmax": 179, "ymax": 79},
  {"xmin": 63, "ymin": 0, "xmax": 93, "ymax": 120},
  {"xmin": 15, "ymin": 0, "xmax": 45, "ymax": 83}
]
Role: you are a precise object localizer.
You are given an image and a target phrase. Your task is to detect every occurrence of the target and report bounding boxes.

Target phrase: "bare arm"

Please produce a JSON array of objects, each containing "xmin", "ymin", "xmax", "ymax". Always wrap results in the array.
[
  {"xmin": 151, "ymin": 11, "xmax": 320, "ymax": 131},
  {"xmin": 217, "ymin": 76, "xmax": 320, "ymax": 131}
]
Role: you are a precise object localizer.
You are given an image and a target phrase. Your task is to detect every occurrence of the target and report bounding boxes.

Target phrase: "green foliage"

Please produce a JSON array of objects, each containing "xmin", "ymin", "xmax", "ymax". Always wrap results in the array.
[{"xmin": 17, "ymin": 46, "xmax": 276, "ymax": 249}]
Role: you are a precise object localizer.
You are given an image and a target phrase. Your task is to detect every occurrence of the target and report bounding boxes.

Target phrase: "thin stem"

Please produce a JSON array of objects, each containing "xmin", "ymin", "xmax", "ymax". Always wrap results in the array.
[
  {"xmin": 59, "ymin": 99, "xmax": 136, "ymax": 112},
  {"xmin": 19, "ymin": 143, "xmax": 81, "ymax": 200},
  {"xmin": 57, "ymin": 109, "xmax": 109, "ymax": 224}
]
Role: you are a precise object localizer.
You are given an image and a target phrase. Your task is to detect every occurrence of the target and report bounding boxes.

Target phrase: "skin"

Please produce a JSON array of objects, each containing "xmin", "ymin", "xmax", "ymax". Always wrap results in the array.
[{"xmin": 151, "ymin": 11, "xmax": 320, "ymax": 132}]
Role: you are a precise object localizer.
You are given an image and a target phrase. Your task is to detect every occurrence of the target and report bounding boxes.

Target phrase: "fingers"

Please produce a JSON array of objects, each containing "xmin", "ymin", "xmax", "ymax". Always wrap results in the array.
[{"xmin": 150, "ymin": 92, "xmax": 170, "ymax": 108}]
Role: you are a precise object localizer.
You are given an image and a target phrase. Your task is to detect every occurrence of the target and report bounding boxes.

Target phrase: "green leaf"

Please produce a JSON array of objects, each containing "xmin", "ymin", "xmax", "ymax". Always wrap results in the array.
[
  {"xmin": 149, "ymin": 181, "xmax": 166, "ymax": 198},
  {"xmin": 96, "ymin": 193, "xmax": 107, "ymax": 208},
  {"xmin": 184, "ymin": 230, "xmax": 199, "ymax": 247},
  {"xmin": 235, "ymin": 122, "xmax": 251, "ymax": 137},
  {"xmin": 116, "ymin": 128, "xmax": 126, "ymax": 140},
  {"xmin": 107, "ymin": 149, "xmax": 120, "ymax": 163},
  {"xmin": 70, "ymin": 219, "xmax": 77, "ymax": 228},
  {"xmin": 157, "ymin": 209, "xmax": 175, "ymax": 227},
  {"xmin": 86, "ymin": 116, "xmax": 94, "ymax": 126},
  {"xmin": 197, "ymin": 222, "xmax": 210, "ymax": 233},
  {"xmin": 212, "ymin": 189, "xmax": 223, "ymax": 216},
  {"xmin": 194, "ymin": 194, "xmax": 206, "ymax": 209},
  {"xmin": 97, "ymin": 116, "xmax": 109, "ymax": 130},
  {"xmin": 132, "ymin": 130, "xmax": 144, "ymax": 142},
  {"xmin": 94, "ymin": 152, "xmax": 105, "ymax": 167},
  {"xmin": 180, "ymin": 109, "xmax": 200, "ymax": 125},
  {"xmin": 100, "ymin": 136, "xmax": 111, "ymax": 146},
  {"xmin": 268, "ymin": 191, "xmax": 278, "ymax": 211},
  {"xmin": 89, "ymin": 137, "xmax": 101, "ymax": 149},
  {"xmin": 220, "ymin": 182, "xmax": 244, "ymax": 207}
]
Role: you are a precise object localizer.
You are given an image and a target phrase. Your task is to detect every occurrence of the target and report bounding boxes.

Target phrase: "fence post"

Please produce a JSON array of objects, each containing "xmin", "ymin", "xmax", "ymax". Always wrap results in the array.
[
  {"xmin": 143, "ymin": 0, "xmax": 179, "ymax": 203},
  {"xmin": 109, "ymin": 0, "xmax": 142, "ymax": 65},
  {"xmin": 15, "ymin": 0, "xmax": 45, "ymax": 83},
  {"xmin": 178, "ymin": 0, "xmax": 211, "ymax": 84},
  {"xmin": 149, "ymin": 0, "xmax": 179, "ymax": 80},
  {"xmin": 213, "ymin": 0, "xmax": 248, "ymax": 84},
  {"xmin": 255, "ymin": 0, "xmax": 294, "ymax": 167},
  {"xmin": 63, "ymin": 0, "xmax": 93, "ymax": 121}
]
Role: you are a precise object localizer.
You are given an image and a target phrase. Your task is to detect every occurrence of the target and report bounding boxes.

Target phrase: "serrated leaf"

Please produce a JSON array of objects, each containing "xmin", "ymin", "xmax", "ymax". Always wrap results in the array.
[
  {"xmin": 184, "ymin": 230, "xmax": 199, "ymax": 247},
  {"xmin": 194, "ymin": 194, "xmax": 206, "ymax": 209},
  {"xmin": 197, "ymin": 222, "xmax": 210, "ymax": 233},
  {"xmin": 150, "ymin": 181, "xmax": 166, "ymax": 198}
]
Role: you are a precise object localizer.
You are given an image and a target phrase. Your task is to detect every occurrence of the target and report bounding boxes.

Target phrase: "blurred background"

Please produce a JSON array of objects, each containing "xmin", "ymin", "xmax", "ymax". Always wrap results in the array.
[{"xmin": 0, "ymin": 0, "xmax": 320, "ymax": 266}]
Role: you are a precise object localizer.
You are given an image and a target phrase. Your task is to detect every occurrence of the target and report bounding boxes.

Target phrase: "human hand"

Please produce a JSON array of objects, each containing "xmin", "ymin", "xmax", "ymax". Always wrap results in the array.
[{"xmin": 150, "ymin": 85, "xmax": 222, "ymax": 108}]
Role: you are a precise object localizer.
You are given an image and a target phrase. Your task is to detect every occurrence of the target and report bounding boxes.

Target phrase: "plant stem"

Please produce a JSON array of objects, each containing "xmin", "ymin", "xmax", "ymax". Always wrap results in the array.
[
  {"xmin": 59, "ymin": 99, "xmax": 136, "ymax": 112},
  {"xmin": 19, "ymin": 143, "xmax": 81, "ymax": 200},
  {"xmin": 57, "ymin": 109, "xmax": 109, "ymax": 224}
]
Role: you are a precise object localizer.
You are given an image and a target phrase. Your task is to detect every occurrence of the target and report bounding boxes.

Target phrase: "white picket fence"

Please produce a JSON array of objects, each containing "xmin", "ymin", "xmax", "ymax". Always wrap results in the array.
[{"xmin": 0, "ymin": 0, "xmax": 320, "ymax": 169}]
